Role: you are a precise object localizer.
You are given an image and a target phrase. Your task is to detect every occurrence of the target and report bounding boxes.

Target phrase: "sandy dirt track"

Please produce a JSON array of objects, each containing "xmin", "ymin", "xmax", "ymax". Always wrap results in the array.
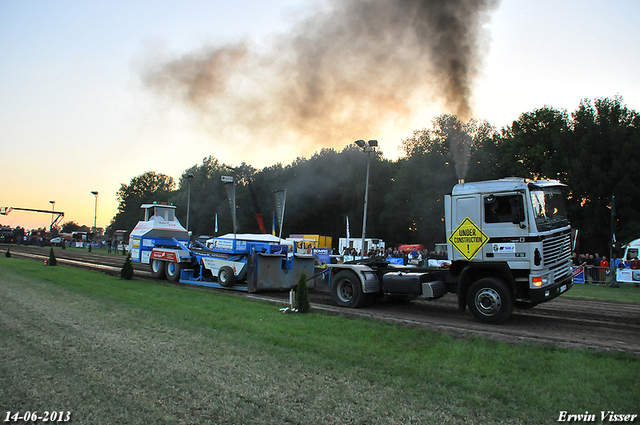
[{"xmin": 4, "ymin": 243, "xmax": 640, "ymax": 355}]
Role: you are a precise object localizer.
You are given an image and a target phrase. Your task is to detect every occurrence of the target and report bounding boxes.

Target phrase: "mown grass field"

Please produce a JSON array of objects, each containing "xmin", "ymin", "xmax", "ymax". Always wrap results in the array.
[{"xmin": 1, "ymin": 257, "xmax": 638, "ymax": 424}]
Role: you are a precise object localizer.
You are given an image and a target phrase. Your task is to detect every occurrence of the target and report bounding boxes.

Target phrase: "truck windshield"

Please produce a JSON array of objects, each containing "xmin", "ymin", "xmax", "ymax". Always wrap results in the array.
[{"xmin": 529, "ymin": 185, "xmax": 569, "ymax": 231}]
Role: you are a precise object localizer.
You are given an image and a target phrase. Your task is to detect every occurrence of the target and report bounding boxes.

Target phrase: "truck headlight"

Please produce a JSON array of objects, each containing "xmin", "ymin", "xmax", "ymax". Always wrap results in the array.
[{"xmin": 532, "ymin": 276, "xmax": 549, "ymax": 287}]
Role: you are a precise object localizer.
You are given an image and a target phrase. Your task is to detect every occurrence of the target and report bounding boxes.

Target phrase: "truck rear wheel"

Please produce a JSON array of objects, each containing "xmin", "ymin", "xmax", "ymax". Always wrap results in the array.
[
  {"xmin": 166, "ymin": 262, "xmax": 181, "ymax": 282},
  {"xmin": 330, "ymin": 270, "xmax": 367, "ymax": 308},
  {"xmin": 218, "ymin": 266, "xmax": 235, "ymax": 287},
  {"xmin": 467, "ymin": 278, "xmax": 513, "ymax": 324},
  {"xmin": 150, "ymin": 259, "xmax": 166, "ymax": 279}
]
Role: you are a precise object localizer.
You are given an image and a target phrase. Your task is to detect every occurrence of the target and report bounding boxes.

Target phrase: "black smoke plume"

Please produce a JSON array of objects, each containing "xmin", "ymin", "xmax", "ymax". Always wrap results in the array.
[{"xmin": 142, "ymin": 0, "xmax": 500, "ymax": 162}]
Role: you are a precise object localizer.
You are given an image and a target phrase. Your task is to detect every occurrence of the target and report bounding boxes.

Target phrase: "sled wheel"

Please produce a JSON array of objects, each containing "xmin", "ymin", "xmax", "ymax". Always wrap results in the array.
[{"xmin": 218, "ymin": 266, "xmax": 235, "ymax": 287}]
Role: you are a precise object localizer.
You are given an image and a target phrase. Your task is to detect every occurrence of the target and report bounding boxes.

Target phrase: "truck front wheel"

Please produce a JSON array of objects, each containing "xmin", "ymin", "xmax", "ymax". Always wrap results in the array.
[
  {"xmin": 150, "ymin": 259, "xmax": 166, "ymax": 279},
  {"xmin": 467, "ymin": 278, "xmax": 513, "ymax": 324},
  {"xmin": 330, "ymin": 270, "xmax": 367, "ymax": 308},
  {"xmin": 166, "ymin": 262, "xmax": 181, "ymax": 282}
]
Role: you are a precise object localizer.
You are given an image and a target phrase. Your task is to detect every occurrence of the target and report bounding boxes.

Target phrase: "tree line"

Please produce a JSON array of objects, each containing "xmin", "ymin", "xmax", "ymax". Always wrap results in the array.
[{"xmin": 106, "ymin": 96, "xmax": 640, "ymax": 254}]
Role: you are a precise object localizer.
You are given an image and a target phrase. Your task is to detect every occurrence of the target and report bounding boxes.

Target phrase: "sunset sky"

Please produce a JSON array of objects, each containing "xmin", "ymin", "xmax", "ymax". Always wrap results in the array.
[{"xmin": 1, "ymin": 0, "xmax": 639, "ymax": 231}]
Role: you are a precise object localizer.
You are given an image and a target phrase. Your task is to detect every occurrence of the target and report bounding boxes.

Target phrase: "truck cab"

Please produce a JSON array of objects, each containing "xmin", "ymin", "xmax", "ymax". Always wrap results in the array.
[{"xmin": 445, "ymin": 178, "xmax": 573, "ymax": 321}]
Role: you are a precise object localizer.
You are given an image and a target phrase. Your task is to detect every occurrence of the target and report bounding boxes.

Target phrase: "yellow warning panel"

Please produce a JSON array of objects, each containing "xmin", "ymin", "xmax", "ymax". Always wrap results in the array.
[{"xmin": 448, "ymin": 217, "xmax": 489, "ymax": 261}]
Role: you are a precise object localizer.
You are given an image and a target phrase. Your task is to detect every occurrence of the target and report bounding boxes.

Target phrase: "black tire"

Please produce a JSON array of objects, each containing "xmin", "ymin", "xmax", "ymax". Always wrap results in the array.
[
  {"xmin": 330, "ymin": 270, "xmax": 367, "ymax": 308},
  {"xmin": 150, "ymin": 259, "xmax": 166, "ymax": 279},
  {"xmin": 218, "ymin": 266, "xmax": 235, "ymax": 287},
  {"xmin": 467, "ymin": 278, "xmax": 514, "ymax": 324},
  {"xmin": 165, "ymin": 261, "xmax": 181, "ymax": 282}
]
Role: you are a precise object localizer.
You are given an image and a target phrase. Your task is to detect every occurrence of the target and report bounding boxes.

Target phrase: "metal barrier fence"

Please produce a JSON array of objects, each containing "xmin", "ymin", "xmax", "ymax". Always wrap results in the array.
[
  {"xmin": 573, "ymin": 266, "xmax": 613, "ymax": 285},
  {"xmin": 573, "ymin": 266, "xmax": 640, "ymax": 285}
]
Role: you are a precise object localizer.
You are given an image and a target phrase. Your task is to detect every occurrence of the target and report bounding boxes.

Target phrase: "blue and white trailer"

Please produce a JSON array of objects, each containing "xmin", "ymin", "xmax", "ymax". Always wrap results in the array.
[{"xmin": 128, "ymin": 203, "xmax": 316, "ymax": 292}]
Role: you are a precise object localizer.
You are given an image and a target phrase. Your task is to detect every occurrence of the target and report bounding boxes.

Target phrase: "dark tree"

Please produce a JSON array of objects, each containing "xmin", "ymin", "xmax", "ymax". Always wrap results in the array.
[
  {"xmin": 499, "ymin": 96, "xmax": 640, "ymax": 253},
  {"xmin": 106, "ymin": 171, "xmax": 176, "ymax": 237},
  {"xmin": 61, "ymin": 221, "xmax": 81, "ymax": 233},
  {"xmin": 106, "ymin": 97, "xmax": 638, "ymax": 256},
  {"xmin": 569, "ymin": 96, "xmax": 640, "ymax": 252},
  {"xmin": 48, "ymin": 248, "xmax": 57, "ymax": 266},
  {"xmin": 170, "ymin": 156, "xmax": 235, "ymax": 237},
  {"xmin": 499, "ymin": 106, "xmax": 571, "ymax": 180},
  {"xmin": 387, "ymin": 115, "xmax": 499, "ymax": 247},
  {"xmin": 295, "ymin": 272, "xmax": 311, "ymax": 313},
  {"xmin": 121, "ymin": 252, "xmax": 134, "ymax": 280}
]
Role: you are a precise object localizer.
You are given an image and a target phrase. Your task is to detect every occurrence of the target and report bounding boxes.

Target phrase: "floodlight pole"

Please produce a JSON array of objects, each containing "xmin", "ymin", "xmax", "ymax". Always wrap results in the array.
[
  {"xmin": 182, "ymin": 173, "xmax": 195, "ymax": 231},
  {"xmin": 91, "ymin": 191, "xmax": 99, "ymax": 237},
  {"xmin": 354, "ymin": 139, "xmax": 378, "ymax": 258},
  {"xmin": 49, "ymin": 200, "xmax": 55, "ymax": 233}
]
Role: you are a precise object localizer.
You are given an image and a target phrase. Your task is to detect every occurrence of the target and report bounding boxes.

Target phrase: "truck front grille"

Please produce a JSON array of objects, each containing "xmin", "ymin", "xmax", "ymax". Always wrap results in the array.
[{"xmin": 543, "ymin": 231, "xmax": 572, "ymax": 282}]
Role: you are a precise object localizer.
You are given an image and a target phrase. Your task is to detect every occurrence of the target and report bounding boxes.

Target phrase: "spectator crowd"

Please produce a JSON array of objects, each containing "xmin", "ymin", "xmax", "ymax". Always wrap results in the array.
[
  {"xmin": 341, "ymin": 246, "xmax": 448, "ymax": 266},
  {"xmin": 573, "ymin": 252, "xmax": 640, "ymax": 269}
]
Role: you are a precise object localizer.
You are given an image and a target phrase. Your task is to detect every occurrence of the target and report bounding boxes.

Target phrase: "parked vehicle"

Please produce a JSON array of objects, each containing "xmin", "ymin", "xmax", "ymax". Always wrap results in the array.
[{"xmin": 50, "ymin": 237, "xmax": 63, "ymax": 247}]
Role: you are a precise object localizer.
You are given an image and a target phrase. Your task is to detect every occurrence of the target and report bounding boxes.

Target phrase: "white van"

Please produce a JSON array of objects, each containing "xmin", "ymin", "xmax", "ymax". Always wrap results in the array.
[
  {"xmin": 623, "ymin": 238, "xmax": 640, "ymax": 262},
  {"xmin": 617, "ymin": 238, "xmax": 640, "ymax": 285}
]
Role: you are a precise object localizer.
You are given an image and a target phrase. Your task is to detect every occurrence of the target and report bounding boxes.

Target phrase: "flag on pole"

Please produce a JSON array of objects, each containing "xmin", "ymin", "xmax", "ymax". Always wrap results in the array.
[
  {"xmin": 346, "ymin": 216, "xmax": 350, "ymax": 242},
  {"xmin": 274, "ymin": 189, "xmax": 287, "ymax": 239},
  {"xmin": 272, "ymin": 212, "xmax": 276, "ymax": 236}
]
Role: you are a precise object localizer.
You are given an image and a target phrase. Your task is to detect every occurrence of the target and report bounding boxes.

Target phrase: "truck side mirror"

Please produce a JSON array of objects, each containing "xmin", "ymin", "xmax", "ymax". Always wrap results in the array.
[{"xmin": 510, "ymin": 197, "xmax": 525, "ymax": 225}]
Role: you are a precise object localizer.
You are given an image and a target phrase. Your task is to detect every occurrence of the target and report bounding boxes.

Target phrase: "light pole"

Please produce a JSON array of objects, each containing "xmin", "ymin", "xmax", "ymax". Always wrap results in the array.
[
  {"xmin": 49, "ymin": 200, "xmax": 55, "ymax": 233},
  {"xmin": 182, "ymin": 173, "xmax": 195, "ymax": 231},
  {"xmin": 91, "ymin": 191, "xmax": 99, "ymax": 238},
  {"xmin": 354, "ymin": 139, "xmax": 378, "ymax": 258}
]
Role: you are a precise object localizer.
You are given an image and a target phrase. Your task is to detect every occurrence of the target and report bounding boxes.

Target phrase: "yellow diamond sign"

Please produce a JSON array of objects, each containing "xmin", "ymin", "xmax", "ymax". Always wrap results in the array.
[{"xmin": 448, "ymin": 217, "xmax": 489, "ymax": 261}]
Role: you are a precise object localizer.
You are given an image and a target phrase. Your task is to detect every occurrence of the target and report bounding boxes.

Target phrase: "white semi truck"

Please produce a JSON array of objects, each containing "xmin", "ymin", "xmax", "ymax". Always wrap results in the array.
[{"xmin": 327, "ymin": 178, "xmax": 574, "ymax": 324}]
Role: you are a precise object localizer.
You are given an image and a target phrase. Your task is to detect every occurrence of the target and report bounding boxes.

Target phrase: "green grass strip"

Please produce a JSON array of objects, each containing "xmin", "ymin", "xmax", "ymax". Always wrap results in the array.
[
  {"xmin": 1, "ymin": 257, "xmax": 638, "ymax": 424},
  {"xmin": 567, "ymin": 281, "xmax": 640, "ymax": 302}
]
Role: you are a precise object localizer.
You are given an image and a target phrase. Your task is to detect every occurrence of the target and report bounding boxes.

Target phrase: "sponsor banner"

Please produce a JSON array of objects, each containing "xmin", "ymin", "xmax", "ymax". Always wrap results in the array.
[
  {"xmin": 201, "ymin": 257, "xmax": 245, "ymax": 275},
  {"xmin": 492, "ymin": 243, "xmax": 516, "ymax": 253},
  {"xmin": 428, "ymin": 259, "xmax": 451, "ymax": 267},
  {"xmin": 311, "ymin": 248, "xmax": 330, "ymax": 265},
  {"xmin": 151, "ymin": 250, "xmax": 177, "ymax": 262},
  {"xmin": 210, "ymin": 238, "xmax": 234, "ymax": 252},
  {"xmin": 616, "ymin": 268, "xmax": 640, "ymax": 283},
  {"xmin": 572, "ymin": 266, "xmax": 585, "ymax": 284},
  {"xmin": 269, "ymin": 245, "xmax": 288, "ymax": 255},
  {"xmin": 387, "ymin": 257, "xmax": 404, "ymax": 265}
]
